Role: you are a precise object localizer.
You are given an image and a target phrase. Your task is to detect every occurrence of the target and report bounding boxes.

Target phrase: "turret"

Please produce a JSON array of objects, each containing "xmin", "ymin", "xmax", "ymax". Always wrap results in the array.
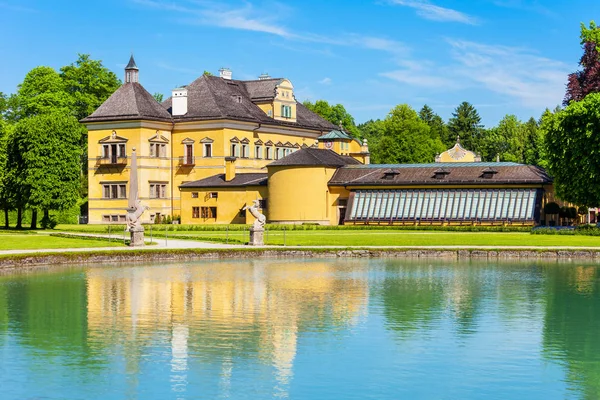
[{"xmin": 125, "ymin": 55, "xmax": 139, "ymax": 83}]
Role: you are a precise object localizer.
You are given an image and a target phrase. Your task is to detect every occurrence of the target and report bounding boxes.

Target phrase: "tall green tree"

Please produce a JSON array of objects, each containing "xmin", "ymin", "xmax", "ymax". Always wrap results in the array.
[
  {"xmin": 11, "ymin": 112, "xmax": 83, "ymax": 229},
  {"xmin": 0, "ymin": 120, "xmax": 10, "ymax": 228},
  {"xmin": 419, "ymin": 105, "xmax": 450, "ymax": 146},
  {"xmin": 10, "ymin": 67, "xmax": 73, "ymax": 121},
  {"xmin": 302, "ymin": 100, "xmax": 360, "ymax": 137},
  {"xmin": 59, "ymin": 54, "xmax": 121, "ymax": 121},
  {"xmin": 542, "ymin": 93, "xmax": 600, "ymax": 207},
  {"xmin": 480, "ymin": 115, "xmax": 525, "ymax": 162},
  {"xmin": 447, "ymin": 102, "xmax": 484, "ymax": 153},
  {"xmin": 522, "ymin": 117, "xmax": 547, "ymax": 167},
  {"xmin": 372, "ymin": 105, "xmax": 445, "ymax": 164}
]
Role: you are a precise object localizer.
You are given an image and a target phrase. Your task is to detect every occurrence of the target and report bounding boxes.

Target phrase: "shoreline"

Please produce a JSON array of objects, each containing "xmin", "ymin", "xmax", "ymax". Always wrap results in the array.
[{"xmin": 0, "ymin": 247, "xmax": 599, "ymax": 271}]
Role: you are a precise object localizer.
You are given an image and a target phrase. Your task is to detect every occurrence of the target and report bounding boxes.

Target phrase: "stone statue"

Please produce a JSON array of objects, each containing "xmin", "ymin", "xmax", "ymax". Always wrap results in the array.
[
  {"xmin": 126, "ymin": 148, "xmax": 149, "ymax": 246},
  {"xmin": 244, "ymin": 199, "xmax": 266, "ymax": 230},
  {"xmin": 126, "ymin": 199, "xmax": 149, "ymax": 231},
  {"xmin": 244, "ymin": 199, "xmax": 266, "ymax": 245}
]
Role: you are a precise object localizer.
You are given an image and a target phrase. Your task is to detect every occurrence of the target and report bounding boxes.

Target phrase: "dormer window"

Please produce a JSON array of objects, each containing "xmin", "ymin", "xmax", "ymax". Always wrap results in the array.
[
  {"xmin": 433, "ymin": 168, "xmax": 450, "ymax": 179},
  {"xmin": 382, "ymin": 169, "xmax": 400, "ymax": 180},
  {"xmin": 481, "ymin": 167, "xmax": 498, "ymax": 179}
]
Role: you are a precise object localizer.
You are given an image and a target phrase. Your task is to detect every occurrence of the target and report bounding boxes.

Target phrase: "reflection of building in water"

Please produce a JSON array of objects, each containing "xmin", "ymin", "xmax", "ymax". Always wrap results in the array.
[{"xmin": 86, "ymin": 261, "xmax": 369, "ymax": 397}]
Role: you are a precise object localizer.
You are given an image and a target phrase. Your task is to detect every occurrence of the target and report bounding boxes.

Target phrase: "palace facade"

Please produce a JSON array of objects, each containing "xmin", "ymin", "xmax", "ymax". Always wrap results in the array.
[{"xmin": 84, "ymin": 57, "xmax": 553, "ymax": 226}]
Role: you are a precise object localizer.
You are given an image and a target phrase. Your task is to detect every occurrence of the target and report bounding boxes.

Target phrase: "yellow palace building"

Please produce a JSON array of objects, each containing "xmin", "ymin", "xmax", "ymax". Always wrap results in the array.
[{"xmin": 84, "ymin": 56, "xmax": 553, "ymax": 226}]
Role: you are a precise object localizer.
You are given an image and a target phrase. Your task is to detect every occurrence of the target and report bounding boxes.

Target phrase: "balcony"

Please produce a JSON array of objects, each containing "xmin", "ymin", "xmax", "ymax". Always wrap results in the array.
[
  {"xmin": 179, "ymin": 156, "xmax": 196, "ymax": 166},
  {"xmin": 97, "ymin": 155, "xmax": 128, "ymax": 166}
]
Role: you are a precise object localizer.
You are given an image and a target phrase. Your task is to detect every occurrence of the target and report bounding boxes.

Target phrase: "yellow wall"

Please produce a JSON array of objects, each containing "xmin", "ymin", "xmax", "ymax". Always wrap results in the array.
[
  {"xmin": 179, "ymin": 186, "xmax": 268, "ymax": 225},
  {"xmin": 88, "ymin": 123, "xmax": 173, "ymax": 224},
  {"xmin": 267, "ymin": 165, "xmax": 337, "ymax": 224}
]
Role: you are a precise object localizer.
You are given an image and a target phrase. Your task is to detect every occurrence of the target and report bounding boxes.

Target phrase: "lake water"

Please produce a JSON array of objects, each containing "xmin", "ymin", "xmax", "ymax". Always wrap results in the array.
[{"xmin": 0, "ymin": 258, "xmax": 599, "ymax": 399}]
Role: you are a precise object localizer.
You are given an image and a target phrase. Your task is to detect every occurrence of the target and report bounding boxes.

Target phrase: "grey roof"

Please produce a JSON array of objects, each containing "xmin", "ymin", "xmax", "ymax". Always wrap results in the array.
[
  {"xmin": 268, "ymin": 148, "xmax": 362, "ymax": 167},
  {"xmin": 161, "ymin": 75, "xmax": 337, "ymax": 131},
  {"xmin": 81, "ymin": 83, "xmax": 171, "ymax": 123},
  {"xmin": 180, "ymin": 173, "xmax": 268, "ymax": 188},
  {"xmin": 318, "ymin": 130, "xmax": 352, "ymax": 140},
  {"xmin": 125, "ymin": 55, "xmax": 138, "ymax": 70},
  {"xmin": 329, "ymin": 164, "xmax": 552, "ymax": 186},
  {"xmin": 242, "ymin": 78, "xmax": 282, "ymax": 101}
]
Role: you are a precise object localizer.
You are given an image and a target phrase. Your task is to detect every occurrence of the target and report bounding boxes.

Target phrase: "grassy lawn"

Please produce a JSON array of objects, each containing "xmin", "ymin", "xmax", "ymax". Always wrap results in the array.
[
  {"xmin": 53, "ymin": 224, "xmax": 600, "ymax": 247},
  {"xmin": 0, "ymin": 234, "xmax": 124, "ymax": 250},
  {"xmin": 156, "ymin": 230, "xmax": 598, "ymax": 247}
]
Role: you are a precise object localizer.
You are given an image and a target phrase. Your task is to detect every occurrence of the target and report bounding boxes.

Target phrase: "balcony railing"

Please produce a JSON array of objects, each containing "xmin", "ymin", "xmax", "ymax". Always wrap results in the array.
[
  {"xmin": 179, "ymin": 156, "xmax": 196, "ymax": 166},
  {"xmin": 97, "ymin": 155, "xmax": 128, "ymax": 166}
]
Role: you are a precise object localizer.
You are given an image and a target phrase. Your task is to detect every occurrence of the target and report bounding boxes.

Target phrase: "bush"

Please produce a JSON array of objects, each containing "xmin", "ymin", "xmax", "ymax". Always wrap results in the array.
[
  {"xmin": 41, "ymin": 215, "xmax": 57, "ymax": 229},
  {"xmin": 544, "ymin": 202, "xmax": 561, "ymax": 215}
]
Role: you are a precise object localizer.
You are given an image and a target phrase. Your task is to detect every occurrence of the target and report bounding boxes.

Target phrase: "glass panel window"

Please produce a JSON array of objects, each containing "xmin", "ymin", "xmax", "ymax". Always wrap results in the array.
[
  {"xmin": 525, "ymin": 190, "xmax": 536, "ymax": 220},
  {"xmin": 414, "ymin": 192, "xmax": 425, "ymax": 220},
  {"xmin": 192, "ymin": 207, "xmax": 200, "ymax": 218},
  {"xmin": 255, "ymin": 146, "xmax": 262, "ymax": 159},
  {"xmin": 355, "ymin": 193, "xmax": 365, "ymax": 219},
  {"xmin": 489, "ymin": 191, "xmax": 498, "ymax": 219},
  {"xmin": 118, "ymin": 144, "xmax": 126, "ymax": 157},
  {"xmin": 204, "ymin": 143, "xmax": 212, "ymax": 158}
]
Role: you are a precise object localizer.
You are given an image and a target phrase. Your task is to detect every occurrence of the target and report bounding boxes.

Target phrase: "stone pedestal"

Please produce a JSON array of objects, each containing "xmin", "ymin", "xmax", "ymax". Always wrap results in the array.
[
  {"xmin": 129, "ymin": 227, "xmax": 145, "ymax": 247},
  {"xmin": 249, "ymin": 227, "xmax": 264, "ymax": 246}
]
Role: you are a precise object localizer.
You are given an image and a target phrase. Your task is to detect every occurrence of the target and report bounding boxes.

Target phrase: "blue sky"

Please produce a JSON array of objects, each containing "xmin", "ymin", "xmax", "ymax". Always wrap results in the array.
[{"xmin": 1, "ymin": 0, "xmax": 599, "ymax": 126}]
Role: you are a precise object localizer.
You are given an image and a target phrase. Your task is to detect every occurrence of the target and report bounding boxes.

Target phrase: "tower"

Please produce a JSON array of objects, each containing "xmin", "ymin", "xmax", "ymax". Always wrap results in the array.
[{"xmin": 125, "ymin": 54, "xmax": 139, "ymax": 83}]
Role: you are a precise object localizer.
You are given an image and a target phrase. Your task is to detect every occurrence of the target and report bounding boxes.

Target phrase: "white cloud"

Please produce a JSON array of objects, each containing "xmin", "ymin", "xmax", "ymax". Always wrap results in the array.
[
  {"xmin": 388, "ymin": 0, "xmax": 479, "ymax": 25},
  {"xmin": 447, "ymin": 39, "xmax": 570, "ymax": 108},
  {"xmin": 380, "ymin": 39, "xmax": 570, "ymax": 109},
  {"xmin": 132, "ymin": 0, "xmax": 408, "ymax": 55},
  {"xmin": 318, "ymin": 77, "xmax": 332, "ymax": 85},
  {"xmin": 132, "ymin": 0, "xmax": 291, "ymax": 37}
]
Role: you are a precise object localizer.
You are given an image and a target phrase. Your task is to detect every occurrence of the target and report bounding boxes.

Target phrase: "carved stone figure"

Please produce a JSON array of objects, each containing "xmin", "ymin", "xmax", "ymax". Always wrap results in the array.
[
  {"xmin": 126, "ymin": 148, "xmax": 149, "ymax": 246},
  {"xmin": 244, "ymin": 199, "xmax": 266, "ymax": 230},
  {"xmin": 244, "ymin": 199, "xmax": 266, "ymax": 245}
]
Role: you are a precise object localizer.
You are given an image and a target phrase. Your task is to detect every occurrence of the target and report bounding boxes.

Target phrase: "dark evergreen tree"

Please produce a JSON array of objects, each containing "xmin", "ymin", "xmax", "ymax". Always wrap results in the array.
[
  {"xmin": 419, "ymin": 104, "xmax": 450, "ymax": 146},
  {"xmin": 447, "ymin": 102, "xmax": 484, "ymax": 153}
]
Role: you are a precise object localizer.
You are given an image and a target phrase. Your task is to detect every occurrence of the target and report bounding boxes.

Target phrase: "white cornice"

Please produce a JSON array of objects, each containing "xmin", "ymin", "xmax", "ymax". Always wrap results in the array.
[{"xmin": 85, "ymin": 120, "xmax": 173, "ymax": 131}]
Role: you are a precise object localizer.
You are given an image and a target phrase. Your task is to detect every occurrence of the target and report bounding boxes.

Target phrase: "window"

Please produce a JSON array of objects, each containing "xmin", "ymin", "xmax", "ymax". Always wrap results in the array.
[
  {"xmin": 102, "ymin": 143, "xmax": 127, "ymax": 162},
  {"xmin": 231, "ymin": 143, "xmax": 239, "ymax": 157},
  {"xmin": 281, "ymin": 105, "xmax": 292, "ymax": 118},
  {"xmin": 266, "ymin": 147, "xmax": 273, "ymax": 160},
  {"xmin": 183, "ymin": 144, "xmax": 194, "ymax": 165},
  {"xmin": 192, "ymin": 207, "xmax": 200, "ymax": 218},
  {"xmin": 204, "ymin": 143, "xmax": 212, "ymax": 158},
  {"xmin": 258, "ymin": 199, "xmax": 268, "ymax": 209},
  {"xmin": 255, "ymin": 145, "xmax": 263, "ymax": 159},
  {"xmin": 149, "ymin": 183, "xmax": 167, "ymax": 199},
  {"xmin": 191, "ymin": 192, "xmax": 199, "ymax": 198},
  {"xmin": 241, "ymin": 144, "xmax": 249, "ymax": 158},
  {"xmin": 150, "ymin": 143, "xmax": 166, "ymax": 158},
  {"xmin": 201, "ymin": 206, "xmax": 217, "ymax": 219},
  {"xmin": 102, "ymin": 183, "xmax": 126, "ymax": 199},
  {"xmin": 102, "ymin": 214, "xmax": 126, "ymax": 223},
  {"xmin": 209, "ymin": 192, "xmax": 218, "ymax": 199}
]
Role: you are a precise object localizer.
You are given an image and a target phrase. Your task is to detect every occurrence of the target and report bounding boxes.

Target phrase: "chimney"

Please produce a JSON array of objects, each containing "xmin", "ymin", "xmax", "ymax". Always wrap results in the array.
[
  {"xmin": 225, "ymin": 156, "xmax": 236, "ymax": 181},
  {"xmin": 259, "ymin": 73, "xmax": 271, "ymax": 80},
  {"xmin": 172, "ymin": 87, "xmax": 188, "ymax": 116},
  {"xmin": 219, "ymin": 67, "xmax": 232, "ymax": 80}
]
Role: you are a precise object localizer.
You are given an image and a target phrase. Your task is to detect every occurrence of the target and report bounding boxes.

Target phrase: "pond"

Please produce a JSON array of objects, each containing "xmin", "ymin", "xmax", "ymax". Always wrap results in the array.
[{"xmin": 0, "ymin": 258, "xmax": 599, "ymax": 399}]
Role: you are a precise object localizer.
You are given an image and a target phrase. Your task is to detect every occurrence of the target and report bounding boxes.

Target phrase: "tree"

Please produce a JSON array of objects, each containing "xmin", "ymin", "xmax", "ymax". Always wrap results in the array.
[
  {"xmin": 447, "ymin": 102, "xmax": 484, "ymax": 153},
  {"xmin": 10, "ymin": 67, "xmax": 73, "ymax": 120},
  {"xmin": 60, "ymin": 54, "xmax": 121, "ymax": 121},
  {"xmin": 153, "ymin": 92, "xmax": 164, "ymax": 103},
  {"xmin": 543, "ymin": 93, "xmax": 600, "ymax": 207},
  {"xmin": 480, "ymin": 115, "xmax": 525, "ymax": 162},
  {"xmin": 372, "ymin": 105, "xmax": 446, "ymax": 164},
  {"xmin": 302, "ymin": 100, "xmax": 360, "ymax": 137},
  {"xmin": 564, "ymin": 22, "xmax": 600, "ymax": 105},
  {"xmin": 10, "ymin": 112, "xmax": 83, "ymax": 229},
  {"xmin": 0, "ymin": 120, "xmax": 10, "ymax": 228},
  {"xmin": 544, "ymin": 202, "xmax": 561, "ymax": 226},
  {"xmin": 419, "ymin": 105, "xmax": 450, "ymax": 146},
  {"xmin": 522, "ymin": 117, "xmax": 547, "ymax": 167},
  {"xmin": 203, "ymin": 70, "xmax": 213, "ymax": 76}
]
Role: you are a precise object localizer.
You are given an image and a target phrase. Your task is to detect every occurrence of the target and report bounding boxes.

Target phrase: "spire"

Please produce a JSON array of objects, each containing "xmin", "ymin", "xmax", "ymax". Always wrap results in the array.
[
  {"xmin": 126, "ymin": 54, "xmax": 138, "ymax": 70},
  {"xmin": 125, "ymin": 54, "xmax": 139, "ymax": 83}
]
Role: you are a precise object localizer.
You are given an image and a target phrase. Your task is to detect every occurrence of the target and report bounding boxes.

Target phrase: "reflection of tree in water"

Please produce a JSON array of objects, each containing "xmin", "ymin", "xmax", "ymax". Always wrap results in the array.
[
  {"xmin": 0, "ymin": 271, "xmax": 108, "ymax": 377},
  {"xmin": 543, "ymin": 265, "xmax": 600, "ymax": 400},
  {"xmin": 380, "ymin": 261, "xmax": 488, "ymax": 338}
]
